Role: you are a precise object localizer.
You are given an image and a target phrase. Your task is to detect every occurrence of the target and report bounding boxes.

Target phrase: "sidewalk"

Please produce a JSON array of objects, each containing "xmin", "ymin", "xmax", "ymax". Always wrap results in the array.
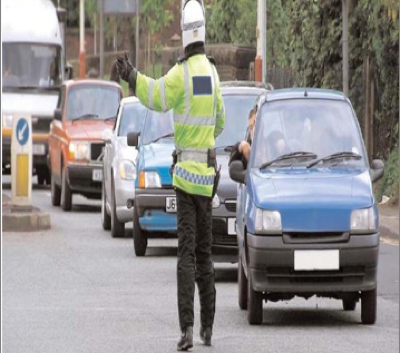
[{"xmin": 379, "ymin": 203, "xmax": 399, "ymax": 241}]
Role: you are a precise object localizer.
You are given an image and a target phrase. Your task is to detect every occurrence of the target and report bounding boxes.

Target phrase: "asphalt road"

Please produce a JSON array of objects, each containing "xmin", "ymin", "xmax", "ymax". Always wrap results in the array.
[{"xmin": 2, "ymin": 177, "xmax": 399, "ymax": 353}]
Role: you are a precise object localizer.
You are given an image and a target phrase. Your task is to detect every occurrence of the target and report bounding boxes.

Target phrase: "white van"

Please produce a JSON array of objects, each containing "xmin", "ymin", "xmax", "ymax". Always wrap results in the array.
[{"xmin": 2, "ymin": 0, "xmax": 63, "ymax": 184}]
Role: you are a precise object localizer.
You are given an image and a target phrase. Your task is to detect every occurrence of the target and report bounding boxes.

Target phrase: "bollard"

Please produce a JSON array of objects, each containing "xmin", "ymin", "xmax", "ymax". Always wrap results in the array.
[{"xmin": 11, "ymin": 114, "xmax": 32, "ymax": 207}]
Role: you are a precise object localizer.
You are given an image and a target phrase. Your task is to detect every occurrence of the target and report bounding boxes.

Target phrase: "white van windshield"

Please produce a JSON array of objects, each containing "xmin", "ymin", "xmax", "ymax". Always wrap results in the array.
[{"xmin": 2, "ymin": 43, "xmax": 62, "ymax": 89}]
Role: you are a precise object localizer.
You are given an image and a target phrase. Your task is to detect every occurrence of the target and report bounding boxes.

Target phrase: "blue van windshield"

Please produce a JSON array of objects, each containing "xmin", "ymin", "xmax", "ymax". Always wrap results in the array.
[
  {"xmin": 142, "ymin": 110, "xmax": 174, "ymax": 145},
  {"xmin": 253, "ymin": 99, "xmax": 366, "ymax": 168}
]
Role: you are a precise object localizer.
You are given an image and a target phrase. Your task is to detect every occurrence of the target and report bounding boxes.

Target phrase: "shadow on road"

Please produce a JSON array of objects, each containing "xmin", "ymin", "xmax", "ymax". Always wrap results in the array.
[
  {"xmin": 215, "ymin": 267, "xmax": 237, "ymax": 283},
  {"xmin": 146, "ymin": 246, "xmax": 178, "ymax": 257},
  {"xmin": 2, "ymin": 182, "xmax": 50, "ymax": 191},
  {"xmin": 71, "ymin": 205, "xmax": 101, "ymax": 213}
]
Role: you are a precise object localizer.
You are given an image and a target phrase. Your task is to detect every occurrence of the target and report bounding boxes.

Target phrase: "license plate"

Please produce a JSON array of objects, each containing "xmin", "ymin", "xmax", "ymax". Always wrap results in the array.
[
  {"xmin": 33, "ymin": 144, "xmax": 45, "ymax": 155},
  {"xmin": 92, "ymin": 169, "xmax": 103, "ymax": 181},
  {"xmin": 228, "ymin": 218, "xmax": 236, "ymax": 235},
  {"xmin": 166, "ymin": 197, "xmax": 177, "ymax": 213},
  {"xmin": 294, "ymin": 250, "xmax": 340, "ymax": 271}
]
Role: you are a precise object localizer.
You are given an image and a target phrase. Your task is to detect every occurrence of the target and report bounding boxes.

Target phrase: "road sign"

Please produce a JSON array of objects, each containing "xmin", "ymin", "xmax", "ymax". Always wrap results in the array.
[{"xmin": 11, "ymin": 115, "xmax": 32, "ymax": 207}]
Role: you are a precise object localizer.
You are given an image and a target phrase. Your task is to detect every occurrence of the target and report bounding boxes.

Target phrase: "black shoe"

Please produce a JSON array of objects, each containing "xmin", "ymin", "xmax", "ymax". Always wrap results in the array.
[
  {"xmin": 200, "ymin": 326, "xmax": 212, "ymax": 346},
  {"xmin": 177, "ymin": 326, "xmax": 193, "ymax": 351}
]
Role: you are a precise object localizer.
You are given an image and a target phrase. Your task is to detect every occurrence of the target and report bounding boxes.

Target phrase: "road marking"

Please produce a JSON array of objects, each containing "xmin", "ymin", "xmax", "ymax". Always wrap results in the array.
[{"xmin": 381, "ymin": 237, "xmax": 399, "ymax": 246}]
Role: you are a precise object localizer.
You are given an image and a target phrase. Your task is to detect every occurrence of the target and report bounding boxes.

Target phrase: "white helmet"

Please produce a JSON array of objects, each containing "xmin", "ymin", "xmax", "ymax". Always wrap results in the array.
[{"xmin": 181, "ymin": 0, "xmax": 206, "ymax": 49}]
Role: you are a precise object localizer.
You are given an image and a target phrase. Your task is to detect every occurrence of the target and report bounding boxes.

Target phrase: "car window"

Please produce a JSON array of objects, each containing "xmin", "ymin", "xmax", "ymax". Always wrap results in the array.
[
  {"xmin": 142, "ymin": 110, "xmax": 174, "ymax": 145},
  {"xmin": 215, "ymin": 94, "xmax": 259, "ymax": 148},
  {"xmin": 66, "ymin": 85, "xmax": 120, "ymax": 121},
  {"xmin": 118, "ymin": 102, "xmax": 147, "ymax": 137},
  {"xmin": 253, "ymin": 99, "xmax": 366, "ymax": 167}
]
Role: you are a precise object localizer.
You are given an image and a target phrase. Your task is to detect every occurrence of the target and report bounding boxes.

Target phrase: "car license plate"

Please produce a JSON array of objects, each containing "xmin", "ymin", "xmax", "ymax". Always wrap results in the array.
[
  {"xmin": 166, "ymin": 197, "xmax": 177, "ymax": 213},
  {"xmin": 228, "ymin": 218, "xmax": 236, "ymax": 235},
  {"xmin": 294, "ymin": 250, "xmax": 340, "ymax": 271},
  {"xmin": 33, "ymin": 144, "xmax": 45, "ymax": 155},
  {"xmin": 92, "ymin": 169, "xmax": 103, "ymax": 181}
]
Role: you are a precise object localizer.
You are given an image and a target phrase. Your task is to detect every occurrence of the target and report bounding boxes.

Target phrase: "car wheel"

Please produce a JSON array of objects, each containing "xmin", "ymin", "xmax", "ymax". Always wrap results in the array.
[
  {"xmin": 247, "ymin": 269, "xmax": 263, "ymax": 325},
  {"xmin": 361, "ymin": 288, "xmax": 377, "ymax": 325},
  {"xmin": 101, "ymin": 180, "xmax": 111, "ymax": 230},
  {"xmin": 342, "ymin": 294, "xmax": 358, "ymax": 311},
  {"xmin": 50, "ymin": 172, "xmax": 61, "ymax": 206},
  {"xmin": 133, "ymin": 206, "xmax": 147, "ymax": 256},
  {"xmin": 111, "ymin": 178, "xmax": 125, "ymax": 238},
  {"xmin": 238, "ymin": 256, "xmax": 248, "ymax": 310},
  {"xmin": 61, "ymin": 166, "xmax": 72, "ymax": 211}
]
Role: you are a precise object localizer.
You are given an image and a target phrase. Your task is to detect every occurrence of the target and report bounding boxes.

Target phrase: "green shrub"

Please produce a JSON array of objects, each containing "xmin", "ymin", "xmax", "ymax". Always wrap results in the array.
[{"xmin": 375, "ymin": 148, "xmax": 399, "ymax": 202}]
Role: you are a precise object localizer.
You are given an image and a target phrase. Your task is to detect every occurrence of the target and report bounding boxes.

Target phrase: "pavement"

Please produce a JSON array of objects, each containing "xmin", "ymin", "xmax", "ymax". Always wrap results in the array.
[
  {"xmin": 379, "ymin": 204, "xmax": 399, "ymax": 244},
  {"xmin": 2, "ymin": 176, "xmax": 399, "ymax": 353}
]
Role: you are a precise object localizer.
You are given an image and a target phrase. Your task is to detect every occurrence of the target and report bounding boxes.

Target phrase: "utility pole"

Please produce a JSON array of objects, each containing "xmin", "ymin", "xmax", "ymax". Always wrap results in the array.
[
  {"xmin": 342, "ymin": 0, "xmax": 349, "ymax": 96},
  {"xmin": 79, "ymin": 0, "xmax": 86, "ymax": 79},
  {"xmin": 136, "ymin": 0, "xmax": 140, "ymax": 69},
  {"xmin": 99, "ymin": 0, "xmax": 105, "ymax": 78},
  {"xmin": 255, "ymin": 0, "xmax": 266, "ymax": 83}
]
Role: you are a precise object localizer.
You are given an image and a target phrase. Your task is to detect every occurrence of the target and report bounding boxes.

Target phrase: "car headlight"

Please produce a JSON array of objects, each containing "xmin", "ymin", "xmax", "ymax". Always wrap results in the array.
[
  {"xmin": 2, "ymin": 114, "xmax": 13, "ymax": 128},
  {"xmin": 254, "ymin": 208, "xmax": 282, "ymax": 234},
  {"xmin": 212, "ymin": 194, "xmax": 220, "ymax": 208},
  {"xmin": 138, "ymin": 171, "xmax": 161, "ymax": 188},
  {"xmin": 351, "ymin": 207, "xmax": 376, "ymax": 234},
  {"xmin": 119, "ymin": 159, "xmax": 136, "ymax": 180},
  {"xmin": 69, "ymin": 141, "xmax": 89, "ymax": 161}
]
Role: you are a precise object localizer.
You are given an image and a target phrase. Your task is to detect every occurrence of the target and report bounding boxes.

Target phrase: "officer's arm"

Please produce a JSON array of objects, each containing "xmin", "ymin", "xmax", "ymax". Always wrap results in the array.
[
  {"xmin": 134, "ymin": 64, "xmax": 183, "ymax": 112},
  {"xmin": 214, "ymin": 78, "xmax": 226, "ymax": 138}
]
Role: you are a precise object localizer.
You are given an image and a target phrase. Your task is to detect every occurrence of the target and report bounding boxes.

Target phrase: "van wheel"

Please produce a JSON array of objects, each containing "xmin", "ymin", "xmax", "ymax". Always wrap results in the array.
[
  {"xmin": 111, "ymin": 178, "xmax": 125, "ymax": 238},
  {"xmin": 361, "ymin": 289, "xmax": 377, "ymax": 325},
  {"xmin": 61, "ymin": 166, "xmax": 72, "ymax": 211},
  {"xmin": 133, "ymin": 206, "xmax": 147, "ymax": 256},
  {"xmin": 238, "ymin": 256, "xmax": 248, "ymax": 310},
  {"xmin": 51, "ymin": 172, "xmax": 61, "ymax": 206},
  {"xmin": 101, "ymin": 180, "xmax": 111, "ymax": 230},
  {"xmin": 342, "ymin": 294, "xmax": 358, "ymax": 311},
  {"xmin": 247, "ymin": 270, "xmax": 263, "ymax": 325}
]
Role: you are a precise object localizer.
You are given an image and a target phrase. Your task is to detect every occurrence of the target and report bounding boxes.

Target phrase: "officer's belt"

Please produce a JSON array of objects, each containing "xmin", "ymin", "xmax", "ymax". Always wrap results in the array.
[{"xmin": 176, "ymin": 148, "xmax": 209, "ymax": 163}]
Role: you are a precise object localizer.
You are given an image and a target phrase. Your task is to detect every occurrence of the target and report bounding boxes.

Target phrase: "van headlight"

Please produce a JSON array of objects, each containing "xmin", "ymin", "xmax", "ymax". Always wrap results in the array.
[
  {"xmin": 119, "ymin": 160, "xmax": 136, "ymax": 180},
  {"xmin": 2, "ymin": 114, "xmax": 13, "ymax": 128},
  {"xmin": 212, "ymin": 194, "xmax": 220, "ymax": 208},
  {"xmin": 138, "ymin": 171, "xmax": 161, "ymax": 188},
  {"xmin": 351, "ymin": 207, "xmax": 377, "ymax": 234},
  {"xmin": 69, "ymin": 141, "xmax": 90, "ymax": 161},
  {"xmin": 254, "ymin": 208, "xmax": 282, "ymax": 234}
]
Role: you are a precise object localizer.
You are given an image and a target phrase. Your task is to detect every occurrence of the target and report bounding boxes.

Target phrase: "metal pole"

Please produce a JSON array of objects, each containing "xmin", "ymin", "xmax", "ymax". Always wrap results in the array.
[
  {"xmin": 79, "ymin": 0, "xmax": 86, "ymax": 78},
  {"xmin": 342, "ymin": 0, "xmax": 349, "ymax": 96},
  {"xmin": 262, "ymin": 0, "xmax": 267, "ymax": 84},
  {"xmin": 255, "ymin": 0, "xmax": 263, "ymax": 82},
  {"xmin": 99, "ymin": 0, "xmax": 105, "ymax": 78},
  {"xmin": 136, "ymin": 0, "xmax": 140, "ymax": 69}
]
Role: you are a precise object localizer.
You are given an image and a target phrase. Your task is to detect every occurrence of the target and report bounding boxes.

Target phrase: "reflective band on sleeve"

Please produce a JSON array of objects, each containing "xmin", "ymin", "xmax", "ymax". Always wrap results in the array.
[
  {"xmin": 175, "ymin": 166, "xmax": 214, "ymax": 186},
  {"xmin": 183, "ymin": 62, "xmax": 190, "ymax": 118},
  {"xmin": 158, "ymin": 77, "xmax": 168, "ymax": 112},
  {"xmin": 175, "ymin": 114, "xmax": 216, "ymax": 126},
  {"xmin": 210, "ymin": 63, "xmax": 217, "ymax": 117},
  {"xmin": 148, "ymin": 79, "xmax": 155, "ymax": 109}
]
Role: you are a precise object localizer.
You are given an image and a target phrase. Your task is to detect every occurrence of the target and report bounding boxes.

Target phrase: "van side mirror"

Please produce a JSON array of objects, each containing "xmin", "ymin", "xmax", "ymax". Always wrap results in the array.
[
  {"xmin": 65, "ymin": 65, "xmax": 74, "ymax": 80},
  {"xmin": 370, "ymin": 159, "xmax": 384, "ymax": 183},
  {"xmin": 127, "ymin": 132, "xmax": 140, "ymax": 148},
  {"xmin": 229, "ymin": 160, "xmax": 246, "ymax": 184},
  {"xmin": 54, "ymin": 108, "xmax": 62, "ymax": 121}
]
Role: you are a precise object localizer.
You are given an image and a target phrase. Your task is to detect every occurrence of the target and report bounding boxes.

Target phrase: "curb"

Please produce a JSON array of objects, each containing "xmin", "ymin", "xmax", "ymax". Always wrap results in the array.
[{"xmin": 3, "ymin": 212, "xmax": 51, "ymax": 232}]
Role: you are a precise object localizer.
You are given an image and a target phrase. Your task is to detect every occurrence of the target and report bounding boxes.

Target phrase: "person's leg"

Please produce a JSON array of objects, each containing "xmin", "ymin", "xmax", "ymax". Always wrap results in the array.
[
  {"xmin": 176, "ymin": 189, "xmax": 197, "ymax": 332},
  {"xmin": 194, "ymin": 195, "xmax": 216, "ymax": 333}
]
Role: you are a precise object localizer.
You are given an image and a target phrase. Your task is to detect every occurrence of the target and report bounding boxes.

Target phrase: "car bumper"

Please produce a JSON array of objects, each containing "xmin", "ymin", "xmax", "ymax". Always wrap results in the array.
[
  {"xmin": 248, "ymin": 232, "xmax": 380, "ymax": 293},
  {"xmin": 2, "ymin": 136, "xmax": 49, "ymax": 167},
  {"xmin": 67, "ymin": 164, "xmax": 103, "ymax": 195},
  {"xmin": 135, "ymin": 188, "xmax": 177, "ymax": 233},
  {"xmin": 115, "ymin": 179, "xmax": 135, "ymax": 223}
]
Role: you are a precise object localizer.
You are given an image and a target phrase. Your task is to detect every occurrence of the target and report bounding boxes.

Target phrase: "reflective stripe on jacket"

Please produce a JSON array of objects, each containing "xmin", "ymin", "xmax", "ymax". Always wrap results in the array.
[{"xmin": 136, "ymin": 54, "xmax": 226, "ymax": 197}]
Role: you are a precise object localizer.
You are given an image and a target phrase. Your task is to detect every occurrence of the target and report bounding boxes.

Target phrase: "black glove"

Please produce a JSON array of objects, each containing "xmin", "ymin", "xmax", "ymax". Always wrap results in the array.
[{"xmin": 116, "ymin": 51, "xmax": 134, "ymax": 82}]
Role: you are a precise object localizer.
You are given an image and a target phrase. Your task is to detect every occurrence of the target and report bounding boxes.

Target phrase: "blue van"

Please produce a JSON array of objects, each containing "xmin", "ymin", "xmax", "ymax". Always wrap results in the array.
[{"xmin": 229, "ymin": 89, "xmax": 384, "ymax": 326}]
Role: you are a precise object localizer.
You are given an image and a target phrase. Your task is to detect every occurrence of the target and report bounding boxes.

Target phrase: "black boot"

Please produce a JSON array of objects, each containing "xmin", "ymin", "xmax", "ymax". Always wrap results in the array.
[
  {"xmin": 200, "ymin": 326, "xmax": 212, "ymax": 346},
  {"xmin": 177, "ymin": 326, "xmax": 193, "ymax": 351}
]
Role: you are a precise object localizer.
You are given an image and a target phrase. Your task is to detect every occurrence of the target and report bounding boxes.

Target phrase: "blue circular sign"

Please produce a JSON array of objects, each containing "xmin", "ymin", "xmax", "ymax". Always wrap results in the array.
[{"xmin": 16, "ymin": 118, "xmax": 29, "ymax": 146}]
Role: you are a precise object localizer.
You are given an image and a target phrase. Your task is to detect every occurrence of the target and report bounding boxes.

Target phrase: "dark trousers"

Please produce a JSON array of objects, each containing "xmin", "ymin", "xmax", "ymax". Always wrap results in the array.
[{"xmin": 176, "ymin": 188, "xmax": 216, "ymax": 331}]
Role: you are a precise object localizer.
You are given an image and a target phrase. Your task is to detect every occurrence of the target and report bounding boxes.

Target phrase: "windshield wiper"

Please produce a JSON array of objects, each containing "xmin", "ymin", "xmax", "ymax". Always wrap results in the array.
[
  {"xmin": 260, "ymin": 152, "xmax": 317, "ymax": 169},
  {"xmin": 72, "ymin": 114, "xmax": 99, "ymax": 122},
  {"xmin": 152, "ymin": 133, "xmax": 174, "ymax": 143},
  {"xmin": 307, "ymin": 151, "xmax": 362, "ymax": 168}
]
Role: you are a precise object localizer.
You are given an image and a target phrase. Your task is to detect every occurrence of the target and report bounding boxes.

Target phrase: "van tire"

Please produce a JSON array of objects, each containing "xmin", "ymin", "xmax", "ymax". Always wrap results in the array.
[
  {"xmin": 101, "ymin": 180, "xmax": 111, "ymax": 230},
  {"xmin": 238, "ymin": 256, "xmax": 248, "ymax": 310},
  {"xmin": 133, "ymin": 206, "xmax": 147, "ymax": 256},
  {"xmin": 247, "ymin": 270, "xmax": 263, "ymax": 325},
  {"xmin": 111, "ymin": 178, "xmax": 125, "ymax": 238},
  {"xmin": 51, "ymin": 172, "xmax": 61, "ymax": 206},
  {"xmin": 61, "ymin": 166, "xmax": 72, "ymax": 211},
  {"xmin": 361, "ymin": 289, "xmax": 377, "ymax": 325}
]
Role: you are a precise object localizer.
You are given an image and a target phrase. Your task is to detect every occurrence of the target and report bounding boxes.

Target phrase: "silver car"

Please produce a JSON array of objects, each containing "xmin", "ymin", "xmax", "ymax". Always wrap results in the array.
[{"xmin": 101, "ymin": 97, "xmax": 146, "ymax": 237}]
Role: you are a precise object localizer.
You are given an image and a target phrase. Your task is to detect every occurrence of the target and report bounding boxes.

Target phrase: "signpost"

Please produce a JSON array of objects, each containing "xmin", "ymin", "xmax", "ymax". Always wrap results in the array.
[{"xmin": 11, "ymin": 115, "xmax": 32, "ymax": 207}]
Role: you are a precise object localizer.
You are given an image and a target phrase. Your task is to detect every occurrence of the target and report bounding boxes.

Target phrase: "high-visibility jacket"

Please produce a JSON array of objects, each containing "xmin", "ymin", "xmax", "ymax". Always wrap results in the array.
[{"xmin": 135, "ymin": 54, "xmax": 226, "ymax": 197}]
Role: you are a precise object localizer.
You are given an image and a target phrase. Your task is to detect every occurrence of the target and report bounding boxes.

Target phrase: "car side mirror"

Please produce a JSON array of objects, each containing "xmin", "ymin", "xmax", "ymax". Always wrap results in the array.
[
  {"xmin": 54, "ymin": 108, "xmax": 62, "ymax": 121},
  {"xmin": 127, "ymin": 131, "xmax": 140, "ymax": 148},
  {"xmin": 370, "ymin": 159, "xmax": 384, "ymax": 183},
  {"xmin": 229, "ymin": 160, "xmax": 246, "ymax": 184},
  {"xmin": 102, "ymin": 129, "xmax": 113, "ymax": 144},
  {"xmin": 65, "ymin": 64, "xmax": 74, "ymax": 80}
]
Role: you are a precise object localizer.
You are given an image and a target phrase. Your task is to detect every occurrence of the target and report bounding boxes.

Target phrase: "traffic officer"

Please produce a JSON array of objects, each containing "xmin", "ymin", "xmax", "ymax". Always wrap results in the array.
[{"xmin": 116, "ymin": 0, "xmax": 225, "ymax": 350}]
